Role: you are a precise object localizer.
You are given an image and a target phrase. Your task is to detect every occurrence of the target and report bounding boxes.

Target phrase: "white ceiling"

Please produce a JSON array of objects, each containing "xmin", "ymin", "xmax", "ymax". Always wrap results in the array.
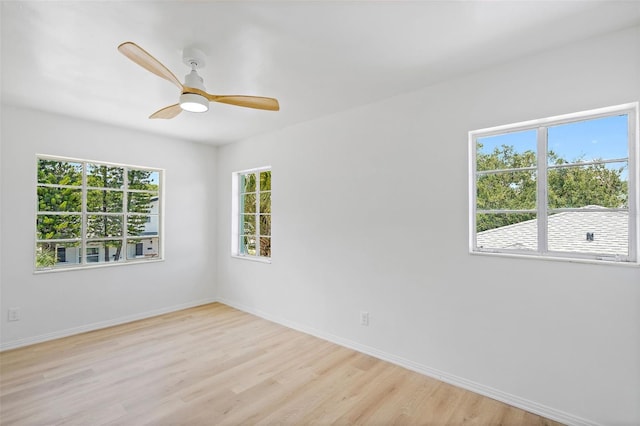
[{"xmin": 2, "ymin": 1, "xmax": 639, "ymax": 145}]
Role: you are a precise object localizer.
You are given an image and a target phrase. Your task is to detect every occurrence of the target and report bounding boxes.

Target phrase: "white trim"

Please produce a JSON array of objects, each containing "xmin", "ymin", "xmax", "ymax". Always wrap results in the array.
[
  {"xmin": 0, "ymin": 297, "xmax": 217, "ymax": 352},
  {"xmin": 218, "ymin": 297, "xmax": 603, "ymax": 426},
  {"xmin": 469, "ymin": 102, "xmax": 638, "ymax": 138},
  {"xmin": 468, "ymin": 130, "xmax": 477, "ymax": 252},
  {"xmin": 628, "ymin": 104, "xmax": 639, "ymax": 262},
  {"xmin": 234, "ymin": 165, "xmax": 271, "ymax": 175},
  {"xmin": 36, "ymin": 153, "xmax": 162, "ymax": 173},
  {"xmin": 231, "ymin": 254, "xmax": 271, "ymax": 263},
  {"xmin": 33, "ymin": 257, "xmax": 164, "ymax": 274},
  {"xmin": 470, "ymin": 250, "xmax": 640, "ymax": 267}
]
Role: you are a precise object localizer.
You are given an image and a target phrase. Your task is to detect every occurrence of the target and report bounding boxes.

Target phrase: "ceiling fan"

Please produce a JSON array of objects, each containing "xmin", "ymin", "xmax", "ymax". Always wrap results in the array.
[{"xmin": 117, "ymin": 41, "xmax": 280, "ymax": 119}]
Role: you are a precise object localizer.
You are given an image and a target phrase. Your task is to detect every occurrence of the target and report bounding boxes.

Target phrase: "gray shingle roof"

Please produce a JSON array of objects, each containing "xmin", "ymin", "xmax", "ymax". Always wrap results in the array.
[{"xmin": 477, "ymin": 207, "xmax": 629, "ymax": 256}]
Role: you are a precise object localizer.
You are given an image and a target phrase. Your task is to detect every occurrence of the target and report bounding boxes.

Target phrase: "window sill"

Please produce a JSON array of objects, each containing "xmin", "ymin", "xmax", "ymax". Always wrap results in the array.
[
  {"xmin": 470, "ymin": 250, "xmax": 639, "ymax": 267},
  {"xmin": 34, "ymin": 257, "xmax": 164, "ymax": 274},
  {"xmin": 231, "ymin": 254, "xmax": 272, "ymax": 264}
]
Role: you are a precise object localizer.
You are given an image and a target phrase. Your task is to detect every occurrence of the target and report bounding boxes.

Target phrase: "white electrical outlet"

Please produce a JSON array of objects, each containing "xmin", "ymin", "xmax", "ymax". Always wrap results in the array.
[
  {"xmin": 8, "ymin": 308, "xmax": 20, "ymax": 322},
  {"xmin": 360, "ymin": 311, "xmax": 369, "ymax": 326}
]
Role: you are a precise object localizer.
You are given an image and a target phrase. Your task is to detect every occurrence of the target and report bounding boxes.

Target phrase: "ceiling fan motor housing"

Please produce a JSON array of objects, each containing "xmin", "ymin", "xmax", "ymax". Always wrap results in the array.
[
  {"xmin": 180, "ymin": 70, "xmax": 208, "ymax": 112},
  {"xmin": 184, "ymin": 70, "xmax": 206, "ymax": 91}
]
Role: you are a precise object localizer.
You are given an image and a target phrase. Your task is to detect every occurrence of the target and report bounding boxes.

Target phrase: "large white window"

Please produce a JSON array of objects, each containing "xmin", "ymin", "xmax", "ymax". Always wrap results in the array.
[
  {"xmin": 231, "ymin": 167, "xmax": 271, "ymax": 261},
  {"xmin": 469, "ymin": 103, "xmax": 638, "ymax": 263},
  {"xmin": 35, "ymin": 155, "xmax": 162, "ymax": 270}
]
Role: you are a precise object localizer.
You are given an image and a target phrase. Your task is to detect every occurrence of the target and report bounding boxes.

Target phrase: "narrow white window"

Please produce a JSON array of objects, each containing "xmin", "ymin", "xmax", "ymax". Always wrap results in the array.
[
  {"xmin": 232, "ymin": 167, "xmax": 271, "ymax": 261},
  {"xmin": 469, "ymin": 103, "xmax": 638, "ymax": 263}
]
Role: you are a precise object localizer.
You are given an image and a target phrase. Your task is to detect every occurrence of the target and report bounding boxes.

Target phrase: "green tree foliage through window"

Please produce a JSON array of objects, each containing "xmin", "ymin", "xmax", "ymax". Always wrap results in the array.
[
  {"xmin": 546, "ymin": 152, "xmax": 627, "ymax": 210},
  {"xmin": 476, "ymin": 143, "xmax": 628, "ymax": 232}
]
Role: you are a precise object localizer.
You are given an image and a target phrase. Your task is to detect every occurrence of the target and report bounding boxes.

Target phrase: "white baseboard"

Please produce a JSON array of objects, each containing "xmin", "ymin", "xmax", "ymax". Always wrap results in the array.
[
  {"xmin": 0, "ymin": 297, "xmax": 218, "ymax": 352},
  {"xmin": 217, "ymin": 297, "xmax": 602, "ymax": 426}
]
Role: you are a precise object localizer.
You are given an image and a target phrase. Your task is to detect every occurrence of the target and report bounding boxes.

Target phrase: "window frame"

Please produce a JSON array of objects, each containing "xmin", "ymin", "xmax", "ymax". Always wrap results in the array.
[
  {"xmin": 469, "ymin": 103, "xmax": 639, "ymax": 264},
  {"xmin": 231, "ymin": 166, "xmax": 272, "ymax": 263},
  {"xmin": 35, "ymin": 154, "xmax": 164, "ymax": 272}
]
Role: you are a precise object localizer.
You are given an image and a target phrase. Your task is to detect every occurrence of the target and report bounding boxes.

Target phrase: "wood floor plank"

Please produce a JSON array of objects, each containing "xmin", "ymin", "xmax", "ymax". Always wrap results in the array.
[{"xmin": 0, "ymin": 303, "xmax": 564, "ymax": 425}]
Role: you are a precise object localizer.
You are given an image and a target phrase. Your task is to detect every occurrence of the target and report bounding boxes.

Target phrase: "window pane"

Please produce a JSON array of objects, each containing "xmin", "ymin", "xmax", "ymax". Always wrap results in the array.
[
  {"xmin": 37, "ymin": 187, "xmax": 82, "ymax": 212},
  {"xmin": 242, "ymin": 194, "xmax": 256, "ymax": 214},
  {"xmin": 127, "ymin": 215, "xmax": 158, "ymax": 236},
  {"xmin": 476, "ymin": 170, "xmax": 537, "ymax": 210},
  {"xmin": 548, "ymin": 211, "xmax": 628, "ymax": 257},
  {"xmin": 87, "ymin": 164, "xmax": 124, "ymax": 188},
  {"xmin": 241, "ymin": 173, "xmax": 257, "ymax": 193},
  {"xmin": 240, "ymin": 235, "xmax": 257, "ymax": 255},
  {"xmin": 548, "ymin": 162, "xmax": 628, "ymax": 209},
  {"xmin": 87, "ymin": 215, "xmax": 123, "ymax": 238},
  {"xmin": 37, "ymin": 159, "xmax": 82, "ymax": 186},
  {"xmin": 36, "ymin": 214, "xmax": 82, "ymax": 240},
  {"xmin": 128, "ymin": 169, "xmax": 160, "ymax": 191},
  {"xmin": 36, "ymin": 242, "xmax": 81, "ymax": 269},
  {"xmin": 260, "ymin": 237, "xmax": 271, "ymax": 257},
  {"xmin": 548, "ymin": 114, "xmax": 628, "ymax": 165},
  {"xmin": 87, "ymin": 190, "xmax": 123, "ymax": 213},
  {"xmin": 241, "ymin": 214, "xmax": 256, "ymax": 235},
  {"xmin": 476, "ymin": 129, "xmax": 537, "ymax": 172},
  {"xmin": 86, "ymin": 240, "xmax": 124, "ymax": 263},
  {"xmin": 259, "ymin": 214, "xmax": 271, "ymax": 237},
  {"xmin": 86, "ymin": 247, "xmax": 99, "ymax": 263},
  {"xmin": 127, "ymin": 192, "xmax": 157, "ymax": 213},
  {"xmin": 260, "ymin": 171, "xmax": 271, "ymax": 191},
  {"xmin": 476, "ymin": 213, "xmax": 537, "ymax": 251},
  {"xmin": 260, "ymin": 192, "xmax": 271, "ymax": 214},
  {"xmin": 126, "ymin": 237, "xmax": 159, "ymax": 259}
]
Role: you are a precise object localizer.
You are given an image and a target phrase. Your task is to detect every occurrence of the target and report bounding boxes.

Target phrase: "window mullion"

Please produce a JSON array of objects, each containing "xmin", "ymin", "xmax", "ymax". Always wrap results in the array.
[
  {"xmin": 537, "ymin": 127, "xmax": 548, "ymax": 255},
  {"xmin": 255, "ymin": 175, "xmax": 261, "ymax": 255},
  {"xmin": 239, "ymin": 189, "xmax": 244, "ymax": 254},
  {"xmin": 123, "ymin": 167, "xmax": 128, "ymax": 259},
  {"xmin": 81, "ymin": 161, "xmax": 87, "ymax": 265}
]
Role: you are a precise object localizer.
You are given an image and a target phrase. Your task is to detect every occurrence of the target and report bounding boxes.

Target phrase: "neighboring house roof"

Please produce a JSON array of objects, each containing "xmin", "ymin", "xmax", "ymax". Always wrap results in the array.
[{"xmin": 477, "ymin": 207, "xmax": 629, "ymax": 256}]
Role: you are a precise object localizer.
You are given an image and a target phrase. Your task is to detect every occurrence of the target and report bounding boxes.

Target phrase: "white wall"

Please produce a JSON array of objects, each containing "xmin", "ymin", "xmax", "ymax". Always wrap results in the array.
[
  {"xmin": 216, "ymin": 26, "xmax": 640, "ymax": 426},
  {"xmin": 0, "ymin": 106, "xmax": 218, "ymax": 349}
]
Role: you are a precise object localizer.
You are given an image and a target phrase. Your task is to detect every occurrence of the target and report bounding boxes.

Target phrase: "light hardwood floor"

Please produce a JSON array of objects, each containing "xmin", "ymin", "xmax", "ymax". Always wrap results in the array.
[{"xmin": 0, "ymin": 303, "xmax": 563, "ymax": 425}]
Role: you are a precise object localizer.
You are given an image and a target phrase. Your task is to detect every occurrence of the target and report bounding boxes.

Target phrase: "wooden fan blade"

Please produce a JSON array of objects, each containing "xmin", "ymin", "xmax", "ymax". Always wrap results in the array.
[
  {"xmin": 118, "ymin": 42, "xmax": 183, "ymax": 90},
  {"xmin": 183, "ymin": 87, "xmax": 279, "ymax": 111},
  {"xmin": 209, "ymin": 95, "xmax": 280, "ymax": 111},
  {"xmin": 149, "ymin": 104, "xmax": 182, "ymax": 119}
]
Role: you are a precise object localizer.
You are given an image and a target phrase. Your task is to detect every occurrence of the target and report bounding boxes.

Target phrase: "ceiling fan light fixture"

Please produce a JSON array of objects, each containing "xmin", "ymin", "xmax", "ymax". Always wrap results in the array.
[{"xmin": 179, "ymin": 93, "xmax": 209, "ymax": 113}]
